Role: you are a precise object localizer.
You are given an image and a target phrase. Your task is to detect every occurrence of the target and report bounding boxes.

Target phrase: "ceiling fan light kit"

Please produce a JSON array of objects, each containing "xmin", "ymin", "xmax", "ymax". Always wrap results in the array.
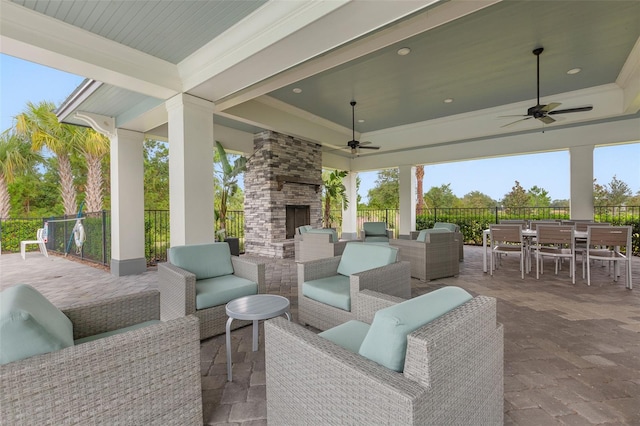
[{"xmin": 500, "ymin": 47, "xmax": 593, "ymax": 128}]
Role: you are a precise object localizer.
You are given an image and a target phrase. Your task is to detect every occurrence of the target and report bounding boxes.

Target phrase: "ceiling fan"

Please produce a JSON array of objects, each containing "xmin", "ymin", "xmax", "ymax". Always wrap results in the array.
[
  {"xmin": 344, "ymin": 101, "xmax": 380, "ymax": 155},
  {"xmin": 500, "ymin": 47, "xmax": 593, "ymax": 128}
]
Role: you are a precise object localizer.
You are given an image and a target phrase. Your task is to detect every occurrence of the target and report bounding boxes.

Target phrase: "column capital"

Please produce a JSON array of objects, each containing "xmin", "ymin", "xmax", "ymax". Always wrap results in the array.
[{"xmin": 165, "ymin": 93, "xmax": 215, "ymax": 114}]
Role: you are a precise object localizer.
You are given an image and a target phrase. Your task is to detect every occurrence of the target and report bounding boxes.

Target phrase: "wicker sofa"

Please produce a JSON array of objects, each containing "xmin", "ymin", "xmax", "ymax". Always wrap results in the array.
[
  {"xmin": 265, "ymin": 288, "xmax": 504, "ymax": 425},
  {"xmin": 158, "ymin": 242, "xmax": 266, "ymax": 340},
  {"xmin": 295, "ymin": 230, "xmax": 348, "ymax": 262},
  {"xmin": 298, "ymin": 242, "xmax": 411, "ymax": 331},
  {"xmin": 0, "ymin": 287, "xmax": 203, "ymax": 424},
  {"xmin": 411, "ymin": 222, "xmax": 464, "ymax": 261},
  {"xmin": 391, "ymin": 230, "xmax": 460, "ymax": 281}
]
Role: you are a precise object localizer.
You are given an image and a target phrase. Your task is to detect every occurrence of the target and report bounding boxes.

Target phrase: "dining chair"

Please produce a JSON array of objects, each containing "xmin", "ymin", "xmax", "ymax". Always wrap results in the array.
[
  {"xmin": 582, "ymin": 226, "xmax": 632, "ymax": 289},
  {"xmin": 533, "ymin": 225, "xmax": 576, "ymax": 284},
  {"xmin": 489, "ymin": 224, "xmax": 527, "ymax": 279},
  {"xmin": 529, "ymin": 220, "xmax": 560, "ymax": 231},
  {"xmin": 498, "ymin": 219, "xmax": 528, "ymax": 229}
]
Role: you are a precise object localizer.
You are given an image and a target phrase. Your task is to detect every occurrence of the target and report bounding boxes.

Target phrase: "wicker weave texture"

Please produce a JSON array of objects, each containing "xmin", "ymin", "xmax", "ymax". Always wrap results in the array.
[
  {"xmin": 265, "ymin": 294, "xmax": 503, "ymax": 425},
  {"xmin": 391, "ymin": 233, "xmax": 459, "ymax": 281},
  {"xmin": 158, "ymin": 256, "xmax": 266, "ymax": 339},
  {"xmin": 297, "ymin": 258, "xmax": 411, "ymax": 331},
  {"xmin": 411, "ymin": 230, "xmax": 464, "ymax": 261},
  {"xmin": 1, "ymin": 296, "xmax": 203, "ymax": 425},
  {"xmin": 297, "ymin": 233, "xmax": 347, "ymax": 262}
]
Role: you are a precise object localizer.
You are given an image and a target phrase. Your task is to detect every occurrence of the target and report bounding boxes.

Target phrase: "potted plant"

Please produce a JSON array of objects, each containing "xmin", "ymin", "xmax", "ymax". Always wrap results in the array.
[{"xmin": 214, "ymin": 141, "xmax": 246, "ymax": 255}]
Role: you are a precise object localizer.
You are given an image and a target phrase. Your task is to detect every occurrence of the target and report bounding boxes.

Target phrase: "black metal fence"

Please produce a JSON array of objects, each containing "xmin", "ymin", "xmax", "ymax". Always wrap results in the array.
[{"xmin": 2, "ymin": 206, "xmax": 638, "ymax": 265}]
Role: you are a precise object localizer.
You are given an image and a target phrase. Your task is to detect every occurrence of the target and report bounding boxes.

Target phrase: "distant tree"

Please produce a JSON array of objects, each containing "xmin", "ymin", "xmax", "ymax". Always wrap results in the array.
[
  {"xmin": 550, "ymin": 199, "xmax": 570, "ymax": 208},
  {"xmin": 0, "ymin": 131, "xmax": 41, "ymax": 218},
  {"xmin": 606, "ymin": 175, "xmax": 631, "ymax": 206},
  {"xmin": 415, "ymin": 165, "xmax": 424, "ymax": 214},
  {"xmin": 627, "ymin": 191, "xmax": 640, "ymax": 206},
  {"xmin": 424, "ymin": 183, "xmax": 457, "ymax": 209},
  {"xmin": 75, "ymin": 127, "xmax": 109, "ymax": 212},
  {"xmin": 367, "ymin": 168, "xmax": 399, "ymax": 209},
  {"xmin": 593, "ymin": 178, "xmax": 608, "ymax": 206},
  {"xmin": 528, "ymin": 185, "xmax": 551, "ymax": 207},
  {"xmin": 460, "ymin": 191, "xmax": 496, "ymax": 208},
  {"xmin": 144, "ymin": 139, "xmax": 169, "ymax": 210},
  {"xmin": 501, "ymin": 180, "xmax": 529, "ymax": 207},
  {"xmin": 214, "ymin": 141, "xmax": 246, "ymax": 236}
]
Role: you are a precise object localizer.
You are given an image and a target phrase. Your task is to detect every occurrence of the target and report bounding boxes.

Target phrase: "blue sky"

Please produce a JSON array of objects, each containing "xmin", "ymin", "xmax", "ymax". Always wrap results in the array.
[{"xmin": 2, "ymin": 53, "xmax": 639, "ymax": 202}]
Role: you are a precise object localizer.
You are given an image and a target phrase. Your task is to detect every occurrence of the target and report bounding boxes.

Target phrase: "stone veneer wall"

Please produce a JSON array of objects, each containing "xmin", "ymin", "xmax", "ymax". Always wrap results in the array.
[{"xmin": 244, "ymin": 130, "xmax": 322, "ymax": 258}]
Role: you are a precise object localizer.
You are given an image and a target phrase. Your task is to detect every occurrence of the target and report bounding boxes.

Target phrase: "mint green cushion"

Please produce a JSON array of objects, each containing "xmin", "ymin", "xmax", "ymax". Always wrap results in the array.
[
  {"xmin": 363, "ymin": 222, "xmax": 387, "ymax": 236},
  {"xmin": 358, "ymin": 286, "xmax": 473, "ymax": 372},
  {"xmin": 298, "ymin": 225, "xmax": 313, "ymax": 234},
  {"xmin": 302, "ymin": 275, "xmax": 351, "ymax": 311},
  {"xmin": 307, "ymin": 228, "xmax": 338, "ymax": 243},
  {"xmin": 195, "ymin": 275, "xmax": 258, "ymax": 309},
  {"xmin": 434, "ymin": 222, "xmax": 459, "ymax": 232},
  {"xmin": 0, "ymin": 284, "xmax": 74, "ymax": 365},
  {"xmin": 74, "ymin": 320, "xmax": 162, "ymax": 345},
  {"xmin": 319, "ymin": 320, "xmax": 370, "ymax": 353},
  {"xmin": 416, "ymin": 228, "xmax": 450, "ymax": 242},
  {"xmin": 336, "ymin": 243, "xmax": 398, "ymax": 277},
  {"xmin": 170, "ymin": 242, "xmax": 233, "ymax": 280},
  {"xmin": 364, "ymin": 236, "xmax": 389, "ymax": 242}
]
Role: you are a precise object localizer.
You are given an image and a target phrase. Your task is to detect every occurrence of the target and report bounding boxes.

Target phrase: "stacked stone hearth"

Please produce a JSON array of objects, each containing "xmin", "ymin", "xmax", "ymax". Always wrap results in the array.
[{"xmin": 244, "ymin": 130, "xmax": 322, "ymax": 258}]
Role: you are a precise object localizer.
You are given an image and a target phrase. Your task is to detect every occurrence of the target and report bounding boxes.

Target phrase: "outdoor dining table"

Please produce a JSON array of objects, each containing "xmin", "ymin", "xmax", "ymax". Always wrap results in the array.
[{"xmin": 482, "ymin": 228, "xmax": 587, "ymax": 273}]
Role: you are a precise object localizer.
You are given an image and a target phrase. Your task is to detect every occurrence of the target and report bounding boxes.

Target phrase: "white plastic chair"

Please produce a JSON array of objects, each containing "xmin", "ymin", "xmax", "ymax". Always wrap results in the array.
[{"xmin": 20, "ymin": 228, "xmax": 48, "ymax": 260}]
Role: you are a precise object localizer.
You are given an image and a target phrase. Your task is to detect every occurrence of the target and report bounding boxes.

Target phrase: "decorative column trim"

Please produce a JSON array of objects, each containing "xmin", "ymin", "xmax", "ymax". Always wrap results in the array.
[{"xmin": 74, "ymin": 111, "xmax": 116, "ymax": 139}]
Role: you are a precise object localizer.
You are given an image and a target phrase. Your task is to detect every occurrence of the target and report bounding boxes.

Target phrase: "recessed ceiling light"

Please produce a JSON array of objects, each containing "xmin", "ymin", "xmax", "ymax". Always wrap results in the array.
[
  {"xmin": 567, "ymin": 68, "xmax": 581, "ymax": 75},
  {"xmin": 292, "ymin": 88, "xmax": 302, "ymax": 93},
  {"xmin": 358, "ymin": 119, "xmax": 365, "ymax": 123},
  {"xmin": 397, "ymin": 47, "xmax": 411, "ymax": 56},
  {"xmin": 443, "ymin": 98, "xmax": 454, "ymax": 103}
]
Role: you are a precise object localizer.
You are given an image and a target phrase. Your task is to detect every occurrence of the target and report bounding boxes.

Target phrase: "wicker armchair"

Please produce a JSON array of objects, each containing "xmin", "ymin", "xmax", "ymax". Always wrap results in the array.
[
  {"xmin": 391, "ymin": 231, "xmax": 460, "ymax": 281},
  {"xmin": 411, "ymin": 222, "xmax": 464, "ymax": 261},
  {"xmin": 158, "ymin": 243, "xmax": 266, "ymax": 340},
  {"xmin": 265, "ymin": 290, "xmax": 503, "ymax": 425},
  {"xmin": 295, "ymin": 231, "xmax": 348, "ymax": 262},
  {"xmin": 0, "ymin": 290, "xmax": 203, "ymax": 424},
  {"xmin": 298, "ymin": 243, "xmax": 411, "ymax": 331}
]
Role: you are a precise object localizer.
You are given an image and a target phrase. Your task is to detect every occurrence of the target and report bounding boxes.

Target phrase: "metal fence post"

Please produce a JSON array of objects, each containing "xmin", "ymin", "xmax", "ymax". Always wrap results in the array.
[{"xmin": 102, "ymin": 210, "xmax": 107, "ymax": 265}]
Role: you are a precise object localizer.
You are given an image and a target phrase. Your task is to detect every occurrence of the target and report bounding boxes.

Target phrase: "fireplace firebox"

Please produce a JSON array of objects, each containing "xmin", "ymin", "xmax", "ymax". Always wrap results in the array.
[{"xmin": 286, "ymin": 205, "xmax": 310, "ymax": 239}]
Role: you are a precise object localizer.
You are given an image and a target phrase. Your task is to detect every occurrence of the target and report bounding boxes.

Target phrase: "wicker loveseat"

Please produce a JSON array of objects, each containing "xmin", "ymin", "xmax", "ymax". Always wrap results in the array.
[
  {"xmin": 298, "ymin": 242, "xmax": 411, "ymax": 331},
  {"xmin": 0, "ymin": 286, "xmax": 203, "ymax": 424},
  {"xmin": 391, "ymin": 229, "xmax": 460, "ymax": 281},
  {"xmin": 158, "ymin": 242, "xmax": 266, "ymax": 340},
  {"xmin": 265, "ymin": 288, "xmax": 503, "ymax": 425}
]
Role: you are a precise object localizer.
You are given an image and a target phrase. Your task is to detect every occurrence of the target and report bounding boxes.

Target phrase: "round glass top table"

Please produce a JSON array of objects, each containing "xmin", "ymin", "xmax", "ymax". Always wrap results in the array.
[{"xmin": 225, "ymin": 294, "xmax": 291, "ymax": 381}]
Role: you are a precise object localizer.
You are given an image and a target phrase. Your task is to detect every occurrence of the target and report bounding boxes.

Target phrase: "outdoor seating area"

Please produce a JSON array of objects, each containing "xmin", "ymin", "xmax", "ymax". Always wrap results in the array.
[{"xmin": 1, "ymin": 245, "xmax": 639, "ymax": 425}]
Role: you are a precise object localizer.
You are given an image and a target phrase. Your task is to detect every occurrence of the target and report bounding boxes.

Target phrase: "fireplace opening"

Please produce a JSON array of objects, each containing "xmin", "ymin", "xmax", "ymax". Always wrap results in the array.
[{"xmin": 286, "ymin": 205, "xmax": 310, "ymax": 239}]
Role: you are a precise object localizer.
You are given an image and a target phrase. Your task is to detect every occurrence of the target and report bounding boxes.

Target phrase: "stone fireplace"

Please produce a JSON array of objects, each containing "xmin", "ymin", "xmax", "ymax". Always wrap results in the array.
[{"xmin": 244, "ymin": 130, "xmax": 322, "ymax": 258}]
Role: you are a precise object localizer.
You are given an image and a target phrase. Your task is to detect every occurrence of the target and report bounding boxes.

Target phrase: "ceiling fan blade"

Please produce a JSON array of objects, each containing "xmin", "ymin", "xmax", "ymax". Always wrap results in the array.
[
  {"xmin": 538, "ymin": 115, "xmax": 555, "ymax": 125},
  {"xmin": 500, "ymin": 117, "xmax": 533, "ymax": 128},
  {"xmin": 540, "ymin": 102, "xmax": 561, "ymax": 112},
  {"xmin": 548, "ymin": 106, "xmax": 593, "ymax": 115},
  {"xmin": 498, "ymin": 114, "xmax": 528, "ymax": 118},
  {"xmin": 359, "ymin": 145, "xmax": 380, "ymax": 150}
]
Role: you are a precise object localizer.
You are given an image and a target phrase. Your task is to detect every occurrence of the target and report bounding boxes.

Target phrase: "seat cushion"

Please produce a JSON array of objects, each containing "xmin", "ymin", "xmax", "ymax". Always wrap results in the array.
[
  {"xmin": 195, "ymin": 275, "xmax": 258, "ymax": 310},
  {"xmin": 74, "ymin": 320, "xmax": 162, "ymax": 345},
  {"xmin": 363, "ymin": 222, "xmax": 387, "ymax": 236},
  {"xmin": 434, "ymin": 222, "xmax": 459, "ymax": 232},
  {"xmin": 170, "ymin": 242, "xmax": 234, "ymax": 280},
  {"xmin": 416, "ymin": 228, "xmax": 450, "ymax": 242},
  {"xmin": 298, "ymin": 225, "xmax": 313, "ymax": 234},
  {"xmin": 302, "ymin": 275, "xmax": 351, "ymax": 311},
  {"xmin": 336, "ymin": 242, "xmax": 398, "ymax": 277},
  {"xmin": 358, "ymin": 286, "xmax": 473, "ymax": 372},
  {"xmin": 307, "ymin": 228, "xmax": 338, "ymax": 243},
  {"xmin": 0, "ymin": 284, "xmax": 74, "ymax": 364},
  {"xmin": 319, "ymin": 320, "xmax": 371, "ymax": 353}
]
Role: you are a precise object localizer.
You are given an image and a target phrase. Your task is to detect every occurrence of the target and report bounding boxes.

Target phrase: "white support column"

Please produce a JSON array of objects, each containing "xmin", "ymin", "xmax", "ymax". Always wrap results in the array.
[
  {"xmin": 398, "ymin": 165, "xmax": 416, "ymax": 239},
  {"xmin": 166, "ymin": 93, "xmax": 216, "ymax": 246},
  {"xmin": 341, "ymin": 172, "xmax": 359, "ymax": 240},
  {"xmin": 110, "ymin": 128, "xmax": 146, "ymax": 276},
  {"xmin": 570, "ymin": 145, "xmax": 594, "ymax": 220}
]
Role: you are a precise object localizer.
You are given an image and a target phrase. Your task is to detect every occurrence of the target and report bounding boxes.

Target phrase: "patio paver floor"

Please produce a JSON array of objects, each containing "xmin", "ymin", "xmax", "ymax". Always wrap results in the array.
[{"xmin": 1, "ymin": 245, "xmax": 639, "ymax": 425}]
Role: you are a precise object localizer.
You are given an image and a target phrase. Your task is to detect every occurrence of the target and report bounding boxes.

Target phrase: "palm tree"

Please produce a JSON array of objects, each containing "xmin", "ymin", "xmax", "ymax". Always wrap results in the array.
[
  {"xmin": 214, "ymin": 141, "xmax": 246, "ymax": 238},
  {"xmin": 415, "ymin": 165, "xmax": 424, "ymax": 215},
  {"xmin": 322, "ymin": 170, "xmax": 349, "ymax": 228},
  {"xmin": 16, "ymin": 101, "xmax": 78, "ymax": 215},
  {"xmin": 0, "ymin": 131, "xmax": 41, "ymax": 218},
  {"xmin": 75, "ymin": 127, "xmax": 109, "ymax": 212}
]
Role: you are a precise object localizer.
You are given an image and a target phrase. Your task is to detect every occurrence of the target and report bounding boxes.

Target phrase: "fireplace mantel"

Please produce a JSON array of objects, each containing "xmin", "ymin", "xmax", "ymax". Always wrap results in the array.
[{"xmin": 276, "ymin": 175, "xmax": 322, "ymax": 193}]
